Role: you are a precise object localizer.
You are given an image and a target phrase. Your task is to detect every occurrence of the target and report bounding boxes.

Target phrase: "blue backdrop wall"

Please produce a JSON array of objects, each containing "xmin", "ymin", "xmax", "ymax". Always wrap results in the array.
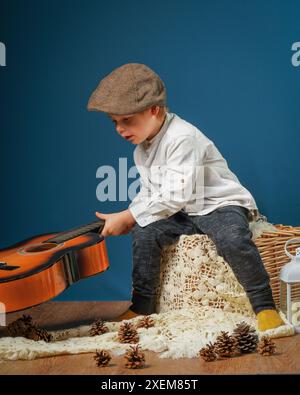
[{"xmin": 0, "ymin": 0, "xmax": 299, "ymax": 302}]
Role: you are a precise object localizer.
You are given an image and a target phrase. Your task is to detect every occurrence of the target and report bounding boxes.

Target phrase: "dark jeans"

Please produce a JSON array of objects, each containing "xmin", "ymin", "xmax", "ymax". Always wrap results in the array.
[{"xmin": 130, "ymin": 205, "xmax": 276, "ymax": 315}]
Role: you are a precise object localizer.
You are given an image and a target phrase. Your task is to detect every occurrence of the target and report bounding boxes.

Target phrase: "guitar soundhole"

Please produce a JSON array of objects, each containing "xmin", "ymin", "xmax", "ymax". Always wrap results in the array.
[{"xmin": 25, "ymin": 243, "xmax": 58, "ymax": 253}]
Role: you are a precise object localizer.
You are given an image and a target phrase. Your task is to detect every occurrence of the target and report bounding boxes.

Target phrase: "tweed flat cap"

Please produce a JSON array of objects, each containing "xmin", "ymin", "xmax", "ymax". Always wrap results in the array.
[{"xmin": 87, "ymin": 63, "xmax": 167, "ymax": 115}]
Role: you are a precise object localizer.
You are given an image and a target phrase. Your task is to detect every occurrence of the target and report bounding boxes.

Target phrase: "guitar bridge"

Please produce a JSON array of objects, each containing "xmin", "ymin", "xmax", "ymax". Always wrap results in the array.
[{"xmin": 0, "ymin": 262, "xmax": 20, "ymax": 271}]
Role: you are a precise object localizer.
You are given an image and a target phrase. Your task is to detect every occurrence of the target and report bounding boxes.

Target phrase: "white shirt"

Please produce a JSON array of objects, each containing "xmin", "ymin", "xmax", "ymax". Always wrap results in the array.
[{"xmin": 129, "ymin": 112, "xmax": 258, "ymax": 227}]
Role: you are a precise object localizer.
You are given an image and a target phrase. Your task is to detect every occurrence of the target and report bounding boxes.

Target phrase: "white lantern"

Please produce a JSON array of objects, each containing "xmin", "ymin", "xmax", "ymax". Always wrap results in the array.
[{"xmin": 279, "ymin": 238, "xmax": 300, "ymax": 333}]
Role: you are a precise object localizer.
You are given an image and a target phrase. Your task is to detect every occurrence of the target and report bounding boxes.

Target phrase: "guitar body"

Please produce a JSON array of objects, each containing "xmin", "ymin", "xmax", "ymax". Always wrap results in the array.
[{"xmin": 0, "ymin": 228, "xmax": 109, "ymax": 313}]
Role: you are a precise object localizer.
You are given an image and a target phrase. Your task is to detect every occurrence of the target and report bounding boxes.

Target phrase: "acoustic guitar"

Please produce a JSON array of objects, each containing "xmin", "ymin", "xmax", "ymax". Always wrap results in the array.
[{"xmin": 0, "ymin": 220, "xmax": 109, "ymax": 313}]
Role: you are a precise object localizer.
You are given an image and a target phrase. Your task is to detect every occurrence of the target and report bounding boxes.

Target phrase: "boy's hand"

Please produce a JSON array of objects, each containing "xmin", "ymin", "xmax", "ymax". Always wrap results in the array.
[{"xmin": 95, "ymin": 209, "xmax": 136, "ymax": 237}]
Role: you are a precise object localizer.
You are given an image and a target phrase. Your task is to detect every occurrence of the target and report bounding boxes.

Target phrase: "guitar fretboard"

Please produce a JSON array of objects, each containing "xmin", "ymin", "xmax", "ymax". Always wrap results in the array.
[{"xmin": 44, "ymin": 220, "xmax": 105, "ymax": 244}]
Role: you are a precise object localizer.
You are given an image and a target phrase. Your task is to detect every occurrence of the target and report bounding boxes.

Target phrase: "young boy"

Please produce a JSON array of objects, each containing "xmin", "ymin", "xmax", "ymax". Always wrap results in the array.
[{"xmin": 87, "ymin": 63, "xmax": 284, "ymax": 331}]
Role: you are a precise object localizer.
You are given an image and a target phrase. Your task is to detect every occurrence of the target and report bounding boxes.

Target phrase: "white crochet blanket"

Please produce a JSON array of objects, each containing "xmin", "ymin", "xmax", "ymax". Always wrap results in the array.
[{"xmin": 0, "ymin": 220, "xmax": 294, "ymax": 361}]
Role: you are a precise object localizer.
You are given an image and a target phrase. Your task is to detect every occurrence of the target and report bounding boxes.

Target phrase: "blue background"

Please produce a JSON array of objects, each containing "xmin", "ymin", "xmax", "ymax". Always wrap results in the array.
[{"xmin": 0, "ymin": 0, "xmax": 299, "ymax": 302}]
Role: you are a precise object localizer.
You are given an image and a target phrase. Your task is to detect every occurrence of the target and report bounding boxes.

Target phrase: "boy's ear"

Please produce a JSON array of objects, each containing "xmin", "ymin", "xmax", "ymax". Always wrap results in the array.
[{"xmin": 150, "ymin": 105, "xmax": 160, "ymax": 115}]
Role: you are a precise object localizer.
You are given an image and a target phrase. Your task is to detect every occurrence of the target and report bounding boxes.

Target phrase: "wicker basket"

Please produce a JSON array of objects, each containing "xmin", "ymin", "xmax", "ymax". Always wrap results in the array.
[{"xmin": 254, "ymin": 224, "xmax": 300, "ymax": 308}]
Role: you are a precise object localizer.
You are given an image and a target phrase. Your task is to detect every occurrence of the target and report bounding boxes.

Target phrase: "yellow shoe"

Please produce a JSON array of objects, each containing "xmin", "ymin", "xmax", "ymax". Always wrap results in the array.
[{"xmin": 257, "ymin": 309, "xmax": 285, "ymax": 331}]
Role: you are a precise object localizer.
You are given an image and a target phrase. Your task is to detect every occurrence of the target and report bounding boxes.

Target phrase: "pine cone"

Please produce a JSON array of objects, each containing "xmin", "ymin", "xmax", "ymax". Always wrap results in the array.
[
  {"xmin": 6, "ymin": 314, "xmax": 52, "ymax": 342},
  {"xmin": 20, "ymin": 314, "xmax": 33, "ymax": 326},
  {"xmin": 233, "ymin": 321, "xmax": 258, "ymax": 354},
  {"xmin": 124, "ymin": 345, "xmax": 145, "ymax": 369},
  {"xmin": 6, "ymin": 314, "xmax": 33, "ymax": 337},
  {"xmin": 136, "ymin": 316, "xmax": 155, "ymax": 329},
  {"xmin": 258, "ymin": 336, "xmax": 276, "ymax": 356},
  {"xmin": 90, "ymin": 318, "xmax": 109, "ymax": 336},
  {"xmin": 117, "ymin": 322, "xmax": 139, "ymax": 344},
  {"xmin": 199, "ymin": 342, "xmax": 217, "ymax": 362},
  {"xmin": 214, "ymin": 331, "xmax": 238, "ymax": 358},
  {"xmin": 94, "ymin": 350, "xmax": 112, "ymax": 367},
  {"xmin": 26, "ymin": 327, "xmax": 53, "ymax": 342}
]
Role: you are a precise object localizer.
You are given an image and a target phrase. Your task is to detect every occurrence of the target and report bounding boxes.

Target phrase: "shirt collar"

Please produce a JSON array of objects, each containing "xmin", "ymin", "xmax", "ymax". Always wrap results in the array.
[{"xmin": 142, "ymin": 112, "xmax": 174, "ymax": 149}]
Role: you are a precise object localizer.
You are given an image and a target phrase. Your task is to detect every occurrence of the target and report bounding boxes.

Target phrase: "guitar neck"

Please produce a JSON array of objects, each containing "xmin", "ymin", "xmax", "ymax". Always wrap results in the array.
[{"xmin": 44, "ymin": 220, "xmax": 105, "ymax": 244}]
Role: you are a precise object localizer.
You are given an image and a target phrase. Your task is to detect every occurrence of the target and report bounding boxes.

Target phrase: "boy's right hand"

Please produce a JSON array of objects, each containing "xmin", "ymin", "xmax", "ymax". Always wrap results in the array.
[{"xmin": 95, "ymin": 209, "xmax": 136, "ymax": 237}]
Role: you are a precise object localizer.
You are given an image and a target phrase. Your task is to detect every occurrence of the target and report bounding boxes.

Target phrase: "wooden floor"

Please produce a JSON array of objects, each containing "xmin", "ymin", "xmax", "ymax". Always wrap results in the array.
[{"xmin": 0, "ymin": 301, "xmax": 299, "ymax": 375}]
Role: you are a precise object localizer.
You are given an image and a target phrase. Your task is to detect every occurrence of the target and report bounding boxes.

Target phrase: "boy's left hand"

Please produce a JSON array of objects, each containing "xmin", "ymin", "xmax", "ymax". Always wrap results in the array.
[{"xmin": 95, "ymin": 209, "xmax": 136, "ymax": 237}]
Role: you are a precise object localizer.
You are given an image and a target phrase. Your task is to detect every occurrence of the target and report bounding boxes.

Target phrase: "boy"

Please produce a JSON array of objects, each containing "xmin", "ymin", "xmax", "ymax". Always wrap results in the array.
[{"xmin": 87, "ymin": 63, "xmax": 284, "ymax": 331}]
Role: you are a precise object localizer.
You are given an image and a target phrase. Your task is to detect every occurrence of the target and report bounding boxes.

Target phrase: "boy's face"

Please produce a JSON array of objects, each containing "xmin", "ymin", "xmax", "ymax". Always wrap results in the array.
[{"xmin": 108, "ymin": 106, "xmax": 164, "ymax": 145}]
